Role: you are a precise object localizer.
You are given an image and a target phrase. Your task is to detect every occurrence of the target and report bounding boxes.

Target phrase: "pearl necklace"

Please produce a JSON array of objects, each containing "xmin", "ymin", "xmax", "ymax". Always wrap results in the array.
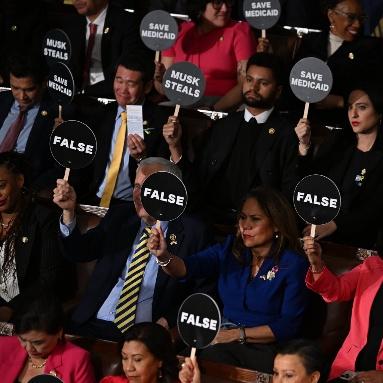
[{"xmin": 29, "ymin": 358, "xmax": 47, "ymax": 369}]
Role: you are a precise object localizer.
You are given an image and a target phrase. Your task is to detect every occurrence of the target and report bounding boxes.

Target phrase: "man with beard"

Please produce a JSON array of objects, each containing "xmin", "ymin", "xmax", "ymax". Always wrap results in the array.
[{"xmin": 172, "ymin": 53, "xmax": 299, "ymax": 225}]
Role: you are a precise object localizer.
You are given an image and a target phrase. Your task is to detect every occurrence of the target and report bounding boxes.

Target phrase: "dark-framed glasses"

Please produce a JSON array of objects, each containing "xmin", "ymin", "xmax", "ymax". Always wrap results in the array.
[
  {"xmin": 211, "ymin": 0, "xmax": 235, "ymax": 10},
  {"xmin": 333, "ymin": 9, "xmax": 368, "ymax": 23}
]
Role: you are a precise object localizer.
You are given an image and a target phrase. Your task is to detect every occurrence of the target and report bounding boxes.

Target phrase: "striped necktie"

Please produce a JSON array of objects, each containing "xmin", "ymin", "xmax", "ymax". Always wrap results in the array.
[{"xmin": 114, "ymin": 226, "xmax": 152, "ymax": 332}]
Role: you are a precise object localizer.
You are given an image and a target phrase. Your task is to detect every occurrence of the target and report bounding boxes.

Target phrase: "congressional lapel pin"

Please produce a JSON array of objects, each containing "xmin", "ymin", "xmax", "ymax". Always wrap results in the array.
[
  {"xmin": 41, "ymin": 110, "xmax": 48, "ymax": 117},
  {"xmin": 169, "ymin": 233, "xmax": 177, "ymax": 245},
  {"xmin": 21, "ymin": 236, "xmax": 29, "ymax": 244},
  {"xmin": 104, "ymin": 27, "xmax": 110, "ymax": 34},
  {"xmin": 268, "ymin": 128, "xmax": 275, "ymax": 135},
  {"xmin": 348, "ymin": 52, "xmax": 354, "ymax": 60},
  {"xmin": 11, "ymin": 25, "xmax": 17, "ymax": 32}
]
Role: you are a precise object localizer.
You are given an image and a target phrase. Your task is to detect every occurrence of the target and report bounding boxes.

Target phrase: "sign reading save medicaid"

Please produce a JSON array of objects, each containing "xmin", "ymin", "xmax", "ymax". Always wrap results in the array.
[
  {"xmin": 47, "ymin": 62, "xmax": 75, "ymax": 106},
  {"xmin": 43, "ymin": 29, "xmax": 71, "ymax": 66},
  {"xmin": 162, "ymin": 62, "xmax": 205, "ymax": 106},
  {"xmin": 29, "ymin": 375, "xmax": 63, "ymax": 383},
  {"xmin": 289, "ymin": 57, "xmax": 333, "ymax": 104},
  {"xmin": 140, "ymin": 171, "xmax": 187, "ymax": 221},
  {"xmin": 293, "ymin": 174, "xmax": 341, "ymax": 226},
  {"xmin": 243, "ymin": 0, "xmax": 281, "ymax": 30},
  {"xmin": 178, "ymin": 293, "xmax": 221, "ymax": 349},
  {"xmin": 50, "ymin": 120, "xmax": 97, "ymax": 170},
  {"xmin": 140, "ymin": 10, "xmax": 178, "ymax": 51}
]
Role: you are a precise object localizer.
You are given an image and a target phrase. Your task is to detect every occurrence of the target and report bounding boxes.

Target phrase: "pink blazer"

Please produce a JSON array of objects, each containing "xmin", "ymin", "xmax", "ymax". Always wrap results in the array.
[
  {"xmin": 306, "ymin": 256, "xmax": 383, "ymax": 380},
  {"xmin": 0, "ymin": 336, "xmax": 96, "ymax": 383}
]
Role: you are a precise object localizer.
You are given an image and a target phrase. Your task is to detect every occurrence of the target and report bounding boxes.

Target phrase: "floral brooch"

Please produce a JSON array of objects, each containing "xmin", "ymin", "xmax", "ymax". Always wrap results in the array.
[
  {"xmin": 259, "ymin": 265, "xmax": 279, "ymax": 281},
  {"xmin": 355, "ymin": 168, "xmax": 366, "ymax": 187}
]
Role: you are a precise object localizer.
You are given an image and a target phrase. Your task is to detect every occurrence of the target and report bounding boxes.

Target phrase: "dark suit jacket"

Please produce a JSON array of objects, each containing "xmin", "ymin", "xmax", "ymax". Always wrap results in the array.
[
  {"xmin": 0, "ymin": 91, "xmax": 60, "ymax": 191},
  {"xmin": 0, "ymin": 200, "xmax": 75, "ymax": 309},
  {"xmin": 298, "ymin": 130, "xmax": 383, "ymax": 249},
  {"xmin": 60, "ymin": 4, "xmax": 144, "ymax": 97},
  {"xmin": 190, "ymin": 110, "xmax": 299, "ymax": 221},
  {"xmin": 61, "ymin": 204, "xmax": 213, "ymax": 327},
  {"xmin": 79, "ymin": 100, "xmax": 171, "ymax": 201}
]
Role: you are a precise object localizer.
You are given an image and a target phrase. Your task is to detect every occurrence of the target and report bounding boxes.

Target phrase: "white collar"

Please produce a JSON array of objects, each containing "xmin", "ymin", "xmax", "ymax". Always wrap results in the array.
[
  {"xmin": 244, "ymin": 107, "xmax": 274, "ymax": 123},
  {"xmin": 86, "ymin": 5, "xmax": 108, "ymax": 26},
  {"xmin": 329, "ymin": 32, "xmax": 344, "ymax": 43}
]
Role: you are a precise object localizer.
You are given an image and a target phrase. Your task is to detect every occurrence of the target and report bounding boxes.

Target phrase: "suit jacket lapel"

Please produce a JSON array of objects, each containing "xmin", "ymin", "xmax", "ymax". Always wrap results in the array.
[
  {"xmin": 101, "ymin": 6, "xmax": 112, "ymax": 73},
  {"xmin": 0, "ymin": 93, "xmax": 14, "ymax": 127}
]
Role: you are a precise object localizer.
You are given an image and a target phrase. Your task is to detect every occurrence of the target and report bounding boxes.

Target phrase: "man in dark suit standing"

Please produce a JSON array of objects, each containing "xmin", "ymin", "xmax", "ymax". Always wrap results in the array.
[
  {"xmin": 80, "ymin": 53, "xmax": 172, "ymax": 207},
  {"xmin": 62, "ymin": 0, "xmax": 143, "ymax": 97},
  {"xmin": 53, "ymin": 157, "xmax": 212, "ymax": 341},
  {"xmin": 0, "ymin": 55, "xmax": 58, "ymax": 191}
]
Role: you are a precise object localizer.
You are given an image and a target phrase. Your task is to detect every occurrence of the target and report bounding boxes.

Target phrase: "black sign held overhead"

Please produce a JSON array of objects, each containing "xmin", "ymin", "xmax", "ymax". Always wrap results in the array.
[
  {"xmin": 47, "ymin": 62, "xmax": 75, "ymax": 105},
  {"xmin": 162, "ymin": 62, "xmax": 205, "ymax": 106},
  {"xmin": 178, "ymin": 293, "xmax": 221, "ymax": 349},
  {"xmin": 29, "ymin": 375, "xmax": 63, "ymax": 383},
  {"xmin": 50, "ymin": 120, "xmax": 97, "ymax": 170},
  {"xmin": 140, "ymin": 171, "xmax": 187, "ymax": 221},
  {"xmin": 293, "ymin": 174, "xmax": 341, "ymax": 226},
  {"xmin": 243, "ymin": 0, "xmax": 281, "ymax": 29},
  {"xmin": 140, "ymin": 10, "xmax": 178, "ymax": 51},
  {"xmin": 43, "ymin": 29, "xmax": 72, "ymax": 66},
  {"xmin": 289, "ymin": 57, "xmax": 333, "ymax": 103}
]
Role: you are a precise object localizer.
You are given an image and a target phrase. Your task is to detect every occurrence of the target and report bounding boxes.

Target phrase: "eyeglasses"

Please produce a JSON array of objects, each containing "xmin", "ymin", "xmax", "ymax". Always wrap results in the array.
[
  {"xmin": 333, "ymin": 9, "xmax": 367, "ymax": 23},
  {"xmin": 211, "ymin": 0, "xmax": 234, "ymax": 10}
]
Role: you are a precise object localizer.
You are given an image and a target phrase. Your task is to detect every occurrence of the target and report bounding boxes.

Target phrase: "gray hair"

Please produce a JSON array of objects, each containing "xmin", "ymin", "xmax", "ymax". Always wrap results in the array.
[{"xmin": 138, "ymin": 157, "xmax": 182, "ymax": 179}]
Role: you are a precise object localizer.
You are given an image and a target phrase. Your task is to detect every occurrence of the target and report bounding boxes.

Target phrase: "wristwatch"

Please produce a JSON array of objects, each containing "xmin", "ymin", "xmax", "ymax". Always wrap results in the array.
[{"xmin": 238, "ymin": 327, "xmax": 246, "ymax": 344}]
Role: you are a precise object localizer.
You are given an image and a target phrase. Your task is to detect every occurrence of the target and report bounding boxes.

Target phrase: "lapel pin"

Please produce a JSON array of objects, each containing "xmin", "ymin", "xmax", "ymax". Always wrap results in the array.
[
  {"xmin": 348, "ymin": 52, "xmax": 354, "ymax": 60},
  {"xmin": 41, "ymin": 110, "xmax": 48, "ymax": 116},
  {"xmin": 169, "ymin": 234, "xmax": 177, "ymax": 245},
  {"xmin": 268, "ymin": 128, "xmax": 275, "ymax": 135},
  {"xmin": 21, "ymin": 236, "xmax": 29, "ymax": 244},
  {"xmin": 219, "ymin": 36, "xmax": 224, "ymax": 41},
  {"xmin": 104, "ymin": 27, "xmax": 110, "ymax": 34},
  {"xmin": 11, "ymin": 25, "xmax": 17, "ymax": 32},
  {"xmin": 143, "ymin": 120, "xmax": 148, "ymax": 125}
]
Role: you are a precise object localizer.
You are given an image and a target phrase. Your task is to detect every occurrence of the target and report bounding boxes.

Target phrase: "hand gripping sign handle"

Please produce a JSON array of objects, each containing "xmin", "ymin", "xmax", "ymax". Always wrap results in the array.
[
  {"xmin": 64, "ymin": 167, "xmax": 70, "ymax": 181},
  {"xmin": 310, "ymin": 224, "xmax": 316, "ymax": 238},
  {"xmin": 303, "ymin": 102, "xmax": 310, "ymax": 119}
]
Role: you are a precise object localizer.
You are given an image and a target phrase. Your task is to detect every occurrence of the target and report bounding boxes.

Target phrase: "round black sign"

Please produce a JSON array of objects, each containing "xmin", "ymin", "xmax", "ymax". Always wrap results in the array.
[
  {"xmin": 162, "ymin": 62, "xmax": 205, "ymax": 106},
  {"xmin": 47, "ymin": 62, "xmax": 75, "ymax": 105},
  {"xmin": 43, "ymin": 28, "xmax": 72, "ymax": 66},
  {"xmin": 243, "ymin": 0, "xmax": 281, "ymax": 29},
  {"xmin": 293, "ymin": 174, "xmax": 341, "ymax": 225},
  {"xmin": 140, "ymin": 171, "xmax": 187, "ymax": 221},
  {"xmin": 140, "ymin": 10, "xmax": 178, "ymax": 51},
  {"xmin": 50, "ymin": 120, "xmax": 97, "ymax": 169},
  {"xmin": 178, "ymin": 293, "xmax": 221, "ymax": 349},
  {"xmin": 289, "ymin": 57, "xmax": 333, "ymax": 103},
  {"xmin": 29, "ymin": 376, "xmax": 63, "ymax": 383}
]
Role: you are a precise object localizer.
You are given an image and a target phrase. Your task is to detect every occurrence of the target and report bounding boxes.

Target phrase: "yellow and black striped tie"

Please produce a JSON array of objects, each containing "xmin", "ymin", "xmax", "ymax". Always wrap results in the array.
[{"xmin": 114, "ymin": 226, "xmax": 151, "ymax": 332}]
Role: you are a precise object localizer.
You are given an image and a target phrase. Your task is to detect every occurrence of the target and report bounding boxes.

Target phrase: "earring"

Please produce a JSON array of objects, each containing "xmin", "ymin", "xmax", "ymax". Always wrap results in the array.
[
  {"xmin": 158, "ymin": 368, "xmax": 163, "ymax": 379},
  {"xmin": 274, "ymin": 232, "xmax": 279, "ymax": 239},
  {"xmin": 330, "ymin": 24, "xmax": 334, "ymax": 29}
]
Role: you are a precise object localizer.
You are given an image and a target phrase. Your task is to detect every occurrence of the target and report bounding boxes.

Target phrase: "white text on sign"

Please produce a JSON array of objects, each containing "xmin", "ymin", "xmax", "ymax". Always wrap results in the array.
[
  {"xmin": 296, "ymin": 192, "xmax": 338, "ymax": 208},
  {"xmin": 141, "ymin": 23, "xmax": 176, "ymax": 39},
  {"xmin": 48, "ymin": 75, "xmax": 72, "ymax": 96},
  {"xmin": 44, "ymin": 39, "xmax": 68, "ymax": 60},
  {"xmin": 52, "ymin": 136, "xmax": 94, "ymax": 154},
  {"xmin": 180, "ymin": 312, "xmax": 218, "ymax": 330},
  {"xmin": 245, "ymin": 2, "xmax": 278, "ymax": 17},
  {"xmin": 291, "ymin": 71, "xmax": 329, "ymax": 91},
  {"xmin": 143, "ymin": 188, "xmax": 184, "ymax": 206},
  {"xmin": 164, "ymin": 71, "xmax": 201, "ymax": 98}
]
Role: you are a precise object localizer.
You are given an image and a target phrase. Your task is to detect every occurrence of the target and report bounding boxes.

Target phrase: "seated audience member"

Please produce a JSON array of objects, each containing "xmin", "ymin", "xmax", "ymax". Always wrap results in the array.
[
  {"xmin": 303, "ymin": 236, "xmax": 383, "ymax": 382},
  {"xmin": 80, "ymin": 54, "xmax": 173, "ymax": 207},
  {"xmin": 174, "ymin": 53, "xmax": 299, "ymax": 226},
  {"xmin": 61, "ymin": 0, "xmax": 144, "ymax": 97},
  {"xmin": 53, "ymin": 157, "xmax": 212, "ymax": 342},
  {"xmin": 0, "ymin": 292, "xmax": 95, "ymax": 383},
  {"xmin": 101, "ymin": 322, "xmax": 179, "ymax": 383},
  {"xmin": 295, "ymin": 86, "xmax": 383, "ymax": 249},
  {"xmin": 0, "ymin": 152, "xmax": 72, "ymax": 322},
  {"xmin": 0, "ymin": 55, "xmax": 59, "ymax": 192},
  {"xmin": 154, "ymin": 0, "xmax": 267, "ymax": 111},
  {"xmin": 179, "ymin": 339, "xmax": 324, "ymax": 383},
  {"xmin": 295, "ymin": 0, "xmax": 383, "ymax": 126},
  {"xmin": 149, "ymin": 186, "xmax": 309, "ymax": 372}
]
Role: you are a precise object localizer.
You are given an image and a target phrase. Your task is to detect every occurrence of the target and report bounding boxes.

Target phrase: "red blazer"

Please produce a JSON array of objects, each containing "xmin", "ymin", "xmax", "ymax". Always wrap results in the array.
[
  {"xmin": 306, "ymin": 256, "xmax": 383, "ymax": 380},
  {"xmin": 0, "ymin": 336, "xmax": 95, "ymax": 382}
]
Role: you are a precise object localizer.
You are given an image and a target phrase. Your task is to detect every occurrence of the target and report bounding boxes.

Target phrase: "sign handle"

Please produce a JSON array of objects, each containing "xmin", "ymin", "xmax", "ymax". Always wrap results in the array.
[
  {"xmin": 190, "ymin": 347, "xmax": 196, "ymax": 359},
  {"xmin": 310, "ymin": 224, "xmax": 316, "ymax": 238},
  {"xmin": 303, "ymin": 102, "xmax": 310, "ymax": 119},
  {"xmin": 261, "ymin": 29, "xmax": 266, "ymax": 38},
  {"xmin": 174, "ymin": 104, "xmax": 180, "ymax": 117},
  {"xmin": 155, "ymin": 51, "xmax": 160, "ymax": 63},
  {"xmin": 59, "ymin": 104, "xmax": 62, "ymax": 120},
  {"xmin": 64, "ymin": 167, "xmax": 70, "ymax": 181}
]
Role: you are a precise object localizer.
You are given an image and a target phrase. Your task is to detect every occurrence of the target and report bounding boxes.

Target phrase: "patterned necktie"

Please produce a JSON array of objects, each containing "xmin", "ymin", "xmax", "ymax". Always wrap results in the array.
[
  {"xmin": 114, "ymin": 227, "xmax": 152, "ymax": 333},
  {"xmin": 82, "ymin": 22, "xmax": 98, "ymax": 88},
  {"xmin": 0, "ymin": 106, "xmax": 27, "ymax": 152},
  {"xmin": 99, "ymin": 111, "xmax": 127, "ymax": 207}
]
